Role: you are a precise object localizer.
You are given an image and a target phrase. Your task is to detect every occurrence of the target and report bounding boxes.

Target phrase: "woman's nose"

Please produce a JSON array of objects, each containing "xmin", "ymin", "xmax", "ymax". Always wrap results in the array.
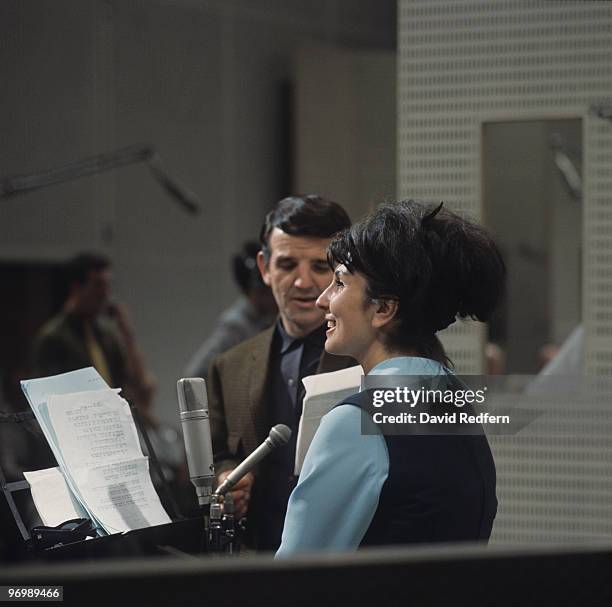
[{"xmin": 316, "ymin": 283, "xmax": 332, "ymax": 310}]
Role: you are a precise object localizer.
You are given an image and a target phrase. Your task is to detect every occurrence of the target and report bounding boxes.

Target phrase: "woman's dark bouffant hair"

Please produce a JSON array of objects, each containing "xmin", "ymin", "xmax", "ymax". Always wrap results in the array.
[{"xmin": 327, "ymin": 200, "xmax": 506, "ymax": 367}]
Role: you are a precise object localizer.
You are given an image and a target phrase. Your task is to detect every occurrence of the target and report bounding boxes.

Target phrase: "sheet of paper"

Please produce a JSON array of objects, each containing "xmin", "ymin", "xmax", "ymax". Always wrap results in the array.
[
  {"xmin": 20, "ymin": 369, "xmax": 170, "ymax": 534},
  {"xmin": 74, "ymin": 457, "xmax": 171, "ymax": 533},
  {"xmin": 21, "ymin": 367, "xmax": 110, "ymax": 410},
  {"xmin": 46, "ymin": 389, "xmax": 142, "ymax": 468},
  {"xmin": 20, "ymin": 368, "xmax": 112, "ymax": 530},
  {"xmin": 23, "ymin": 467, "xmax": 88, "ymax": 527},
  {"xmin": 45, "ymin": 389, "xmax": 169, "ymax": 533},
  {"xmin": 295, "ymin": 365, "xmax": 363, "ymax": 475},
  {"xmin": 20, "ymin": 369, "xmax": 112, "ymax": 466}
]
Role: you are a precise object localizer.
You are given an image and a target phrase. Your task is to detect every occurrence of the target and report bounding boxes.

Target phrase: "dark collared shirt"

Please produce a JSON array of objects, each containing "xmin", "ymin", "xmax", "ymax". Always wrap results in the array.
[
  {"xmin": 276, "ymin": 319, "xmax": 327, "ymax": 414},
  {"xmin": 253, "ymin": 320, "xmax": 327, "ymax": 551}
]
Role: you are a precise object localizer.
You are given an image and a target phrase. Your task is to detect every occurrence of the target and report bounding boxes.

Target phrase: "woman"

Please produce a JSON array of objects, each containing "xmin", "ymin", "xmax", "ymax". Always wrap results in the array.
[{"xmin": 276, "ymin": 200, "xmax": 505, "ymax": 556}]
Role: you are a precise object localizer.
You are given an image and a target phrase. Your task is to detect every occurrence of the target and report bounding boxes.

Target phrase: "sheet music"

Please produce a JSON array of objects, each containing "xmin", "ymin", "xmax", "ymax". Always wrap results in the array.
[
  {"xmin": 20, "ymin": 368, "xmax": 110, "ymax": 529},
  {"xmin": 22, "ymin": 467, "xmax": 87, "ymax": 527},
  {"xmin": 46, "ymin": 389, "xmax": 170, "ymax": 533},
  {"xmin": 20, "ymin": 367, "xmax": 170, "ymax": 534},
  {"xmin": 295, "ymin": 365, "xmax": 363, "ymax": 475},
  {"xmin": 47, "ymin": 389, "xmax": 141, "ymax": 467},
  {"xmin": 74, "ymin": 457, "xmax": 171, "ymax": 533}
]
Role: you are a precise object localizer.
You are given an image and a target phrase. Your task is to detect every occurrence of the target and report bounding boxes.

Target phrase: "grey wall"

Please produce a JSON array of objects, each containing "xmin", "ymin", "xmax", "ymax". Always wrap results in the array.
[
  {"xmin": 295, "ymin": 44, "xmax": 396, "ymax": 218},
  {"xmin": 0, "ymin": 0, "xmax": 395, "ymax": 424}
]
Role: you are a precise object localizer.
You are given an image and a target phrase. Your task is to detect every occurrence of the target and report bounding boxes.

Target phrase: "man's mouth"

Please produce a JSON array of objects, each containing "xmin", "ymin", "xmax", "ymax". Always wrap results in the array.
[{"xmin": 292, "ymin": 296, "xmax": 318, "ymax": 308}]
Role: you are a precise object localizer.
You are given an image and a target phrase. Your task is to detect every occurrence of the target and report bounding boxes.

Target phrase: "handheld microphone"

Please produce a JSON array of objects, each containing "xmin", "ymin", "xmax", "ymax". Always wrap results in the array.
[
  {"xmin": 177, "ymin": 377, "xmax": 215, "ymax": 507},
  {"xmin": 215, "ymin": 424, "xmax": 292, "ymax": 496}
]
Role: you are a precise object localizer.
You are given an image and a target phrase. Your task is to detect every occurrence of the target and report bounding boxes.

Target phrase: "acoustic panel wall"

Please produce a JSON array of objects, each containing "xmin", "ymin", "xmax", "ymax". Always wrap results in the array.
[
  {"xmin": 398, "ymin": 0, "xmax": 612, "ymax": 374},
  {"xmin": 398, "ymin": 0, "xmax": 612, "ymax": 543}
]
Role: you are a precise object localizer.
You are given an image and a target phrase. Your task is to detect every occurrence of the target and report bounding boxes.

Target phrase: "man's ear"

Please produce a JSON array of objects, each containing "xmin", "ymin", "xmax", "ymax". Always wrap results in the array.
[
  {"xmin": 256, "ymin": 251, "xmax": 271, "ymax": 287},
  {"xmin": 372, "ymin": 298, "xmax": 399, "ymax": 329}
]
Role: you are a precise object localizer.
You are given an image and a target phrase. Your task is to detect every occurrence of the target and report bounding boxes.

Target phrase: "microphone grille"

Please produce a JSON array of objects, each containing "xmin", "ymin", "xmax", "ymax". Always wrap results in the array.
[
  {"xmin": 269, "ymin": 424, "xmax": 292, "ymax": 447},
  {"xmin": 177, "ymin": 377, "xmax": 208, "ymax": 413}
]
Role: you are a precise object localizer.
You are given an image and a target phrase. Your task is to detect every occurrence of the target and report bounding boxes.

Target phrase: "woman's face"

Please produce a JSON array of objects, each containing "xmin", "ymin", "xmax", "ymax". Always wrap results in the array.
[{"xmin": 316, "ymin": 264, "xmax": 377, "ymax": 360}]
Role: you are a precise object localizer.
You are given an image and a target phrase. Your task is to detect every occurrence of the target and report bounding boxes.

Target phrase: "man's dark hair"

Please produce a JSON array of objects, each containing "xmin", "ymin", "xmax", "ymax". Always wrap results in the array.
[
  {"xmin": 328, "ymin": 200, "xmax": 506, "ymax": 367},
  {"xmin": 65, "ymin": 252, "xmax": 111, "ymax": 289},
  {"xmin": 232, "ymin": 241, "xmax": 265, "ymax": 294},
  {"xmin": 259, "ymin": 195, "xmax": 351, "ymax": 261}
]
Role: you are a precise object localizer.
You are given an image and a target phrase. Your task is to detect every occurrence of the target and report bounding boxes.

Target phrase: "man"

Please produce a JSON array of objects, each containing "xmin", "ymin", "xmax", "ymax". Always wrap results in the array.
[
  {"xmin": 184, "ymin": 241, "xmax": 277, "ymax": 381},
  {"xmin": 207, "ymin": 195, "xmax": 354, "ymax": 551},
  {"xmin": 32, "ymin": 253, "xmax": 192, "ymax": 515},
  {"xmin": 32, "ymin": 253, "xmax": 155, "ymax": 417}
]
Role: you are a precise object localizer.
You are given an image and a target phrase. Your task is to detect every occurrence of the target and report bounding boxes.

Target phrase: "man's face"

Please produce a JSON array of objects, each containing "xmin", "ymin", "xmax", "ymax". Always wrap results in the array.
[
  {"xmin": 257, "ymin": 228, "xmax": 332, "ymax": 338},
  {"xmin": 74, "ymin": 268, "xmax": 112, "ymax": 318}
]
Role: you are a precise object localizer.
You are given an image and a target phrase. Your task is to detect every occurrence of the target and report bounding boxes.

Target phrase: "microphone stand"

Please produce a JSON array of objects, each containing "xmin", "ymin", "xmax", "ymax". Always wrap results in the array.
[
  {"xmin": 206, "ymin": 423, "xmax": 291, "ymax": 554},
  {"xmin": 208, "ymin": 493, "xmax": 237, "ymax": 555},
  {"xmin": 208, "ymin": 486, "xmax": 251, "ymax": 555}
]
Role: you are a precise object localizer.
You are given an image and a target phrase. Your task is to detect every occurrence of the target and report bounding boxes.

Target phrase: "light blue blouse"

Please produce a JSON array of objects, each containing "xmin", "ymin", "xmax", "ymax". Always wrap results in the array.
[{"xmin": 275, "ymin": 356, "xmax": 448, "ymax": 557}]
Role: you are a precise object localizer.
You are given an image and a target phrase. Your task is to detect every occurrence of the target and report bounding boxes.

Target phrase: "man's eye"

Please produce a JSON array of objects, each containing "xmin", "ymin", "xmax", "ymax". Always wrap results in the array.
[
  {"xmin": 313, "ymin": 263, "xmax": 330, "ymax": 273},
  {"xmin": 276, "ymin": 260, "xmax": 296, "ymax": 270}
]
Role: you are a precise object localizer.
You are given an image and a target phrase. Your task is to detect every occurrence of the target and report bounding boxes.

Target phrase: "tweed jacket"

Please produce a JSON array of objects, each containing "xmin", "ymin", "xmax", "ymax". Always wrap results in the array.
[{"xmin": 207, "ymin": 324, "xmax": 354, "ymax": 476}]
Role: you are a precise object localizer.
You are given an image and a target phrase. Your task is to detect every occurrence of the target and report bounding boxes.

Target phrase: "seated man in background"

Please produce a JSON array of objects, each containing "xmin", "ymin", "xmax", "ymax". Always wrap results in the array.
[
  {"xmin": 184, "ymin": 241, "xmax": 277, "ymax": 381},
  {"xmin": 208, "ymin": 195, "xmax": 354, "ymax": 551}
]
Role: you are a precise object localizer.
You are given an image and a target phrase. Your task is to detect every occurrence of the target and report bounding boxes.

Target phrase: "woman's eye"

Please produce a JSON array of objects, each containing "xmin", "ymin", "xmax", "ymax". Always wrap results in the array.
[{"xmin": 334, "ymin": 279, "xmax": 344, "ymax": 288}]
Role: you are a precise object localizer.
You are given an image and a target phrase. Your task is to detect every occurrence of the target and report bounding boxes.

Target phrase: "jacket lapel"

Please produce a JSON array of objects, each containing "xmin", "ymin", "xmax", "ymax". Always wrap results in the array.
[{"xmin": 247, "ymin": 326, "xmax": 275, "ymax": 444}]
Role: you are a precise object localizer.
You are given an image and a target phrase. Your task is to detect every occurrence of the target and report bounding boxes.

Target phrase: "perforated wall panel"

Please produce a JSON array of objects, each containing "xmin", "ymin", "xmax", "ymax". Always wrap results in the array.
[{"xmin": 398, "ymin": 1, "xmax": 612, "ymax": 543}]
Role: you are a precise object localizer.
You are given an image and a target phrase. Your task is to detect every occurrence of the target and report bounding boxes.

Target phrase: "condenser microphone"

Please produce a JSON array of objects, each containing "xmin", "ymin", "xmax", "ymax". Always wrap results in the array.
[
  {"xmin": 215, "ymin": 424, "xmax": 291, "ymax": 496},
  {"xmin": 177, "ymin": 377, "xmax": 215, "ymax": 507}
]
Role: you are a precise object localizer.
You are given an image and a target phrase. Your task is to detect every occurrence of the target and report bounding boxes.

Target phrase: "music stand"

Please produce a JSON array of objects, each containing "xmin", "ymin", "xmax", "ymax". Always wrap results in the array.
[{"xmin": 0, "ymin": 405, "xmax": 204, "ymax": 561}]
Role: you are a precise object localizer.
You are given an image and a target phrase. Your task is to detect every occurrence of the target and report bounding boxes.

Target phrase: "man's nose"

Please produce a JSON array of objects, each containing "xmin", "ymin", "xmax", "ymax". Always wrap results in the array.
[{"xmin": 293, "ymin": 266, "xmax": 315, "ymax": 290}]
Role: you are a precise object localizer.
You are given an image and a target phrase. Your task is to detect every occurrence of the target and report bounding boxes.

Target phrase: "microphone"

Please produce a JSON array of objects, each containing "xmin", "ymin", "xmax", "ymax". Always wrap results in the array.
[
  {"xmin": 215, "ymin": 424, "xmax": 292, "ymax": 496},
  {"xmin": 177, "ymin": 377, "xmax": 215, "ymax": 507}
]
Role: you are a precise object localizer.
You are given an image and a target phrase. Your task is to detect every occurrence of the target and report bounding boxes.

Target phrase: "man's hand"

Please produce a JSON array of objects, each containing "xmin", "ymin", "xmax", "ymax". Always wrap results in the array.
[
  {"xmin": 109, "ymin": 301, "xmax": 135, "ymax": 340},
  {"xmin": 108, "ymin": 300, "xmax": 157, "ymax": 418},
  {"xmin": 217, "ymin": 470, "xmax": 254, "ymax": 519}
]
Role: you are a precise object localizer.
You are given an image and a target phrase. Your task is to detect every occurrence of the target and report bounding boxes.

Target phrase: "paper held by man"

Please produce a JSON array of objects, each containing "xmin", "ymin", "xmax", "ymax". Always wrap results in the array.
[
  {"xmin": 295, "ymin": 365, "xmax": 364, "ymax": 476},
  {"xmin": 20, "ymin": 368, "xmax": 171, "ymax": 536}
]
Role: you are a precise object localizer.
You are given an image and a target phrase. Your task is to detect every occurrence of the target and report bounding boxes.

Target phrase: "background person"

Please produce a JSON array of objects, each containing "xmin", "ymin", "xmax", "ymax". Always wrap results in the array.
[
  {"xmin": 277, "ymin": 200, "xmax": 506, "ymax": 556},
  {"xmin": 184, "ymin": 241, "xmax": 277, "ymax": 381},
  {"xmin": 30, "ymin": 253, "xmax": 190, "ymax": 514},
  {"xmin": 31, "ymin": 252, "xmax": 155, "ymax": 413}
]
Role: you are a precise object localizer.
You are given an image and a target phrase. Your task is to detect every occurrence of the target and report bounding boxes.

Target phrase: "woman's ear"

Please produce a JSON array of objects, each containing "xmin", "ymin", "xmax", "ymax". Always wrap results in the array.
[{"xmin": 372, "ymin": 298, "xmax": 399, "ymax": 329}]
